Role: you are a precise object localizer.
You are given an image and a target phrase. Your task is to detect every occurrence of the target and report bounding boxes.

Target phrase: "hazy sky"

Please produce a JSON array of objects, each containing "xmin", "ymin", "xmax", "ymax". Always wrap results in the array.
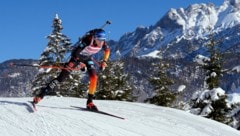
[{"xmin": 0, "ymin": 0, "xmax": 224, "ymax": 63}]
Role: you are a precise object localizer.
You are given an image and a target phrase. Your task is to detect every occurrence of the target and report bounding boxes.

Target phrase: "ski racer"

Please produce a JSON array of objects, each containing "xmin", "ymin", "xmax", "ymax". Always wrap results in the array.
[{"xmin": 33, "ymin": 28, "xmax": 110, "ymax": 111}]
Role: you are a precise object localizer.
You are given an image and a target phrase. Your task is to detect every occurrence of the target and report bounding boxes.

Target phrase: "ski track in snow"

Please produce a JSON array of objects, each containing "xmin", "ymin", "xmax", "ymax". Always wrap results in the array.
[{"xmin": 0, "ymin": 97, "xmax": 240, "ymax": 136}]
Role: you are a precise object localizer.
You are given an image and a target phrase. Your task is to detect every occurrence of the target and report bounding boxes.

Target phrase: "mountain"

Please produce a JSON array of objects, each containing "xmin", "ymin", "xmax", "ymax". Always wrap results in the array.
[
  {"xmin": 108, "ymin": 0, "xmax": 240, "ymax": 99},
  {"xmin": 110, "ymin": 0, "xmax": 240, "ymax": 59},
  {"xmin": 0, "ymin": 97, "xmax": 239, "ymax": 136}
]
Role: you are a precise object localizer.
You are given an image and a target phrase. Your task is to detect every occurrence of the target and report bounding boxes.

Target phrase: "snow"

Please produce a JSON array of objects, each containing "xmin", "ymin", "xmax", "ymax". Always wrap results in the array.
[
  {"xmin": 232, "ymin": 65, "xmax": 240, "ymax": 73},
  {"xmin": 228, "ymin": 93, "xmax": 240, "ymax": 104},
  {"xmin": 0, "ymin": 97, "xmax": 240, "ymax": 136},
  {"xmin": 177, "ymin": 85, "xmax": 186, "ymax": 92},
  {"xmin": 201, "ymin": 104, "xmax": 213, "ymax": 116},
  {"xmin": 8, "ymin": 73, "xmax": 21, "ymax": 78},
  {"xmin": 142, "ymin": 50, "xmax": 161, "ymax": 58},
  {"xmin": 194, "ymin": 54, "xmax": 210, "ymax": 65},
  {"xmin": 192, "ymin": 87, "xmax": 226, "ymax": 102},
  {"xmin": 209, "ymin": 87, "xmax": 225, "ymax": 101}
]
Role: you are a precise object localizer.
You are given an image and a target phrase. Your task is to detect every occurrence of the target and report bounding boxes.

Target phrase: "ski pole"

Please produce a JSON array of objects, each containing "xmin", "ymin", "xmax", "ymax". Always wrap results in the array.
[
  {"xmin": 9, "ymin": 63, "xmax": 85, "ymax": 71},
  {"xmin": 100, "ymin": 20, "xmax": 111, "ymax": 29},
  {"xmin": 91, "ymin": 57, "xmax": 100, "ymax": 67},
  {"xmin": 9, "ymin": 63, "xmax": 39, "ymax": 67}
]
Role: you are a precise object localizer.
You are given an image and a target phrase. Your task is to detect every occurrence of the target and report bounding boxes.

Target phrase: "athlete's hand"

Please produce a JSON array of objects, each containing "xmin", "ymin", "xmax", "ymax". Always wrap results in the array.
[{"xmin": 100, "ymin": 61, "xmax": 107, "ymax": 71}]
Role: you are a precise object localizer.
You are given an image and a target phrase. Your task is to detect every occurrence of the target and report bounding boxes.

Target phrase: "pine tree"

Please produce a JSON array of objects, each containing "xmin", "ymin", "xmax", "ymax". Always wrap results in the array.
[
  {"xmin": 96, "ymin": 60, "xmax": 134, "ymax": 101},
  {"xmin": 32, "ymin": 14, "xmax": 84, "ymax": 97},
  {"xmin": 59, "ymin": 71, "xmax": 87, "ymax": 97},
  {"xmin": 203, "ymin": 33, "xmax": 223, "ymax": 90},
  {"xmin": 39, "ymin": 14, "xmax": 71, "ymax": 64},
  {"xmin": 146, "ymin": 60, "xmax": 176, "ymax": 107},
  {"xmin": 230, "ymin": 104, "xmax": 240, "ymax": 130},
  {"xmin": 190, "ymin": 31, "xmax": 232, "ymax": 124}
]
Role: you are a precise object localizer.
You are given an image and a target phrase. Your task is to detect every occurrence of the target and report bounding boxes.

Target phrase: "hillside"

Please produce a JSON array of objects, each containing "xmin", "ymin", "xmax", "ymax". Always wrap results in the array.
[
  {"xmin": 0, "ymin": 59, "xmax": 38, "ymax": 97},
  {"xmin": 0, "ymin": 97, "xmax": 240, "ymax": 136}
]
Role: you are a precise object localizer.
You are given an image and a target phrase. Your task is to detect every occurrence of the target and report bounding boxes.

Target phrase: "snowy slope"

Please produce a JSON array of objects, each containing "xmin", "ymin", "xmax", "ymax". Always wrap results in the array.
[{"xmin": 0, "ymin": 97, "xmax": 240, "ymax": 136}]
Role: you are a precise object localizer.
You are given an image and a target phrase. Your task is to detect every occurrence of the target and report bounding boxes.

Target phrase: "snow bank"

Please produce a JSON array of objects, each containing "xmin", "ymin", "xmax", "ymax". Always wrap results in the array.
[{"xmin": 0, "ymin": 97, "xmax": 239, "ymax": 136}]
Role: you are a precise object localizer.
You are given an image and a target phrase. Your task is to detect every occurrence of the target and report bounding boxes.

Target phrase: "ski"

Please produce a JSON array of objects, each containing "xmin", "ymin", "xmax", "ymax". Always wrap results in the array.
[
  {"xmin": 28, "ymin": 101, "xmax": 37, "ymax": 112},
  {"xmin": 70, "ymin": 106, "xmax": 125, "ymax": 120}
]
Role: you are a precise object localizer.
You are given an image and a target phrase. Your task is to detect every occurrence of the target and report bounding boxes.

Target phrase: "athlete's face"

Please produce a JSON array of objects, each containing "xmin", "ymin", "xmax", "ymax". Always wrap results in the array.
[{"xmin": 94, "ymin": 38, "xmax": 105, "ymax": 47}]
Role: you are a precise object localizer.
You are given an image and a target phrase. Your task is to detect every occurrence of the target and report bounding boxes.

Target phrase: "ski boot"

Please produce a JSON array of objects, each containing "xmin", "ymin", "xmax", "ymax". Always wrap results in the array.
[
  {"xmin": 86, "ymin": 94, "xmax": 98, "ymax": 111},
  {"xmin": 33, "ymin": 96, "xmax": 42, "ymax": 104},
  {"xmin": 33, "ymin": 79, "xmax": 59, "ymax": 104},
  {"xmin": 87, "ymin": 101, "xmax": 98, "ymax": 111},
  {"xmin": 32, "ymin": 87, "xmax": 48, "ymax": 104}
]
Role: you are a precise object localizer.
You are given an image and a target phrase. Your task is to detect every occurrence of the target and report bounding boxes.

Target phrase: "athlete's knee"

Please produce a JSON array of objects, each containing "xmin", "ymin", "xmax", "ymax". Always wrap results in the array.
[{"xmin": 89, "ymin": 72, "xmax": 98, "ymax": 81}]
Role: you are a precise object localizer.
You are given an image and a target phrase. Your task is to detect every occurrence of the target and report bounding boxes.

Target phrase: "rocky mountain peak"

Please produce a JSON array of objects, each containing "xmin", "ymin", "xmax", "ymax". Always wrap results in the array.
[
  {"xmin": 225, "ymin": 0, "xmax": 240, "ymax": 8},
  {"xmin": 112, "ymin": 0, "xmax": 240, "ymax": 60}
]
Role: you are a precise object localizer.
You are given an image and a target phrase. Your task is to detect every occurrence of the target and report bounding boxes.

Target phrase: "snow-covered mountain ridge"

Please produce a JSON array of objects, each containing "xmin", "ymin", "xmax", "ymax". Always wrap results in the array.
[
  {"xmin": 0, "ymin": 97, "xmax": 240, "ymax": 136},
  {"xmin": 110, "ymin": 0, "xmax": 240, "ymax": 59}
]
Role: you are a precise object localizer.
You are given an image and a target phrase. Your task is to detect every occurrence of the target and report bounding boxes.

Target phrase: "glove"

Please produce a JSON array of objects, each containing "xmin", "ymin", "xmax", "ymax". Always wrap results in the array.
[
  {"xmin": 79, "ymin": 62, "xmax": 86, "ymax": 72},
  {"xmin": 99, "ymin": 60, "xmax": 107, "ymax": 71}
]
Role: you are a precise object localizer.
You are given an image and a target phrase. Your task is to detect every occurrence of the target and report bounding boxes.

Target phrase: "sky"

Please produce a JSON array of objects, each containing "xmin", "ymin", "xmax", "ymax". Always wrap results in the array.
[
  {"xmin": 0, "ymin": 0, "xmax": 224, "ymax": 63},
  {"xmin": 0, "ymin": 97, "xmax": 240, "ymax": 136}
]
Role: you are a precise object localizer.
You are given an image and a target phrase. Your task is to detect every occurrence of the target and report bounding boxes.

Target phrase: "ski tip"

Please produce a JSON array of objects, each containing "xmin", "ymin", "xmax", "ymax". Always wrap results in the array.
[
  {"xmin": 116, "ymin": 117, "xmax": 125, "ymax": 120},
  {"xmin": 28, "ymin": 101, "xmax": 37, "ymax": 112}
]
